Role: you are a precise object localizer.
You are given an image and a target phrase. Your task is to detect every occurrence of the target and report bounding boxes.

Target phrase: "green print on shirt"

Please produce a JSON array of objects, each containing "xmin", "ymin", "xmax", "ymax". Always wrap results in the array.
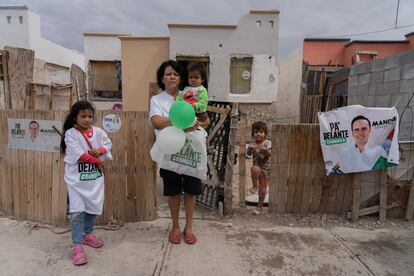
[
  {"xmin": 78, "ymin": 163, "xmax": 102, "ymax": 181},
  {"xmin": 170, "ymin": 138, "xmax": 202, "ymax": 168}
]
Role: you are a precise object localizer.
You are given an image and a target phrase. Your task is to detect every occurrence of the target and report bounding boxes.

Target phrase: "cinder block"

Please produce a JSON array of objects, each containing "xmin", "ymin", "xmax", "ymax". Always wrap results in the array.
[
  {"xmin": 402, "ymin": 64, "xmax": 414, "ymax": 80},
  {"xmin": 348, "ymin": 75, "xmax": 358, "ymax": 87},
  {"xmin": 400, "ymin": 49, "xmax": 414, "ymax": 66},
  {"xmin": 366, "ymin": 95, "xmax": 376, "ymax": 107},
  {"xmin": 358, "ymin": 73, "xmax": 370, "ymax": 85},
  {"xmin": 384, "ymin": 67, "xmax": 401, "ymax": 82},
  {"xmin": 391, "ymin": 93, "xmax": 410, "ymax": 108},
  {"xmin": 350, "ymin": 61, "xmax": 372, "ymax": 75},
  {"xmin": 374, "ymin": 95, "xmax": 391, "ymax": 107},
  {"xmin": 370, "ymin": 71, "xmax": 384, "ymax": 84},
  {"xmin": 383, "ymin": 54, "xmax": 401, "ymax": 70},
  {"xmin": 356, "ymin": 84, "xmax": 369, "ymax": 96},
  {"xmin": 347, "ymin": 95, "xmax": 357, "ymax": 105},
  {"xmin": 398, "ymin": 121, "xmax": 414, "ymax": 140},
  {"xmin": 347, "ymin": 86, "xmax": 357, "ymax": 97},
  {"xmin": 371, "ymin": 59, "xmax": 386, "ymax": 72},
  {"xmin": 399, "ymin": 79, "xmax": 414, "ymax": 93},
  {"xmin": 381, "ymin": 80, "xmax": 400, "ymax": 95},
  {"xmin": 369, "ymin": 83, "xmax": 382, "ymax": 96}
]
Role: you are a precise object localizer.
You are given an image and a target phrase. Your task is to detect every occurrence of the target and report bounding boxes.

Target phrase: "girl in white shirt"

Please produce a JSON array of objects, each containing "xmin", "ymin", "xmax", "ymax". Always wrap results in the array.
[{"xmin": 60, "ymin": 101, "xmax": 112, "ymax": 266}]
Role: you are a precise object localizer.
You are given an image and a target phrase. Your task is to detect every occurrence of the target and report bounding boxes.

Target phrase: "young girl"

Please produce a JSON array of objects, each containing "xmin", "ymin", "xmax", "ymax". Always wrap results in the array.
[
  {"xmin": 178, "ymin": 62, "xmax": 209, "ymax": 124},
  {"xmin": 60, "ymin": 101, "xmax": 112, "ymax": 265},
  {"xmin": 247, "ymin": 121, "xmax": 271, "ymax": 215}
]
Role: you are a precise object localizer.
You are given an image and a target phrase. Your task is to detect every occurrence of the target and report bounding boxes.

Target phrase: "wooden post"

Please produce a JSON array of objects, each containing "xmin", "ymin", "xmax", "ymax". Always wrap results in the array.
[
  {"xmin": 223, "ymin": 102, "xmax": 238, "ymax": 215},
  {"xmin": 379, "ymin": 169, "xmax": 388, "ymax": 222},
  {"xmin": 351, "ymin": 173, "xmax": 361, "ymax": 222},
  {"xmin": 238, "ymin": 112, "xmax": 247, "ymax": 208},
  {"xmin": 406, "ymin": 172, "xmax": 414, "ymax": 220}
]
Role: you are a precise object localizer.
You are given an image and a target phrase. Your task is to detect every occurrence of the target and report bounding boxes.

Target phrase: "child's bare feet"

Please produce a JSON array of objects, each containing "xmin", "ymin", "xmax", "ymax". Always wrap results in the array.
[
  {"xmin": 253, "ymin": 207, "xmax": 262, "ymax": 215},
  {"xmin": 249, "ymin": 187, "xmax": 258, "ymax": 194}
]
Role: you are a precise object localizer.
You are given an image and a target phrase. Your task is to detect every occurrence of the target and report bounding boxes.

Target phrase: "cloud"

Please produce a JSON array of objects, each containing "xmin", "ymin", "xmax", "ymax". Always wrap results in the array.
[{"xmin": 2, "ymin": 0, "xmax": 414, "ymax": 58}]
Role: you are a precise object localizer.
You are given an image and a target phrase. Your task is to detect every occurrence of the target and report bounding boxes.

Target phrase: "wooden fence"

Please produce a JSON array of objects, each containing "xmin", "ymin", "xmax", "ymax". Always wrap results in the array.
[
  {"xmin": 268, "ymin": 124, "xmax": 354, "ymax": 214},
  {"xmin": 0, "ymin": 110, "xmax": 156, "ymax": 226}
]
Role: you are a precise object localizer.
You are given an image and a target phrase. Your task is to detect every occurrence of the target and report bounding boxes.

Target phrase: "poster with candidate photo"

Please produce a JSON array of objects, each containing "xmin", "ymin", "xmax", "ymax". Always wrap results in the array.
[
  {"xmin": 8, "ymin": 118, "xmax": 62, "ymax": 153},
  {"xmin": 317, "ymin": 105, "xmax": 399, "ymax": 175}
]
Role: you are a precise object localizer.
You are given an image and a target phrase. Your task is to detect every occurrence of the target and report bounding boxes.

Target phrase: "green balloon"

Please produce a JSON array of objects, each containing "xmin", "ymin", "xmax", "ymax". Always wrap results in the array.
[{"xmin": 169, "ymin": 99, "xmax": 195, "ymax": 129}]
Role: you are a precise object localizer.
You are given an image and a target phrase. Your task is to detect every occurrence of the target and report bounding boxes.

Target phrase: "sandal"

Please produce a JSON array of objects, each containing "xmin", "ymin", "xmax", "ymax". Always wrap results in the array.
[
  {"xmin": 183, "ymin": 229, "xmax": 197, "ymax": 245},
  {"xmin": 72, "ymin": 245, "xmax": 87, "ymax": 266},
  {"xmin": 169, "ymin": 231, "xmax": 181, "ymax": 244},
  {"xmin": 83, "ymin": 232, "xmax": 104, "ymax": 248}
]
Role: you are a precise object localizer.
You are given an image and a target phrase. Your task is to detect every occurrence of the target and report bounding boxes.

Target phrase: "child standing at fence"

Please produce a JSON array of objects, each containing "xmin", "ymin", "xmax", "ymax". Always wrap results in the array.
[
  {"xmin": 178, "ymin": 62, "xmax": 209, "ymax": 124},
  {"xmin": 247, "ymin": 121, "xmax": 272, "ymax": 215},
  {"xmin": 60, "ymin": 101, "xmax": 112, "ymax": 266}
]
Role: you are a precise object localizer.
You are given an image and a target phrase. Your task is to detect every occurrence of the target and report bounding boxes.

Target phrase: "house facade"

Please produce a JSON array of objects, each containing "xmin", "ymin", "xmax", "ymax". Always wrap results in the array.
[{"xmin": 0, "ymin": 5, "xmax": 84, "ymax": 69}]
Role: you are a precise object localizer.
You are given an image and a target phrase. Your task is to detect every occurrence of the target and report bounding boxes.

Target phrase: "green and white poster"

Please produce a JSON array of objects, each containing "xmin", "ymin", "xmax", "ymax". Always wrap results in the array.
[{"xmin": 318, "ymin": 105, "xmax": 399, "ymax": 175}]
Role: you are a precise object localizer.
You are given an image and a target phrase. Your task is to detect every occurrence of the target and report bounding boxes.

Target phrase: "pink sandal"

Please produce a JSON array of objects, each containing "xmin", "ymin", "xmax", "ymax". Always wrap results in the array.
[
  {"xmin": 183, "ymin": 229, "xmax": 197, "ymax": 245},
  {"xmin": 83, "ymin": 232, "xmax": 104, "ymax": 248},
  {"xmin": 72, "ymin": 245, "xmax": 87, "ymax": 266}
]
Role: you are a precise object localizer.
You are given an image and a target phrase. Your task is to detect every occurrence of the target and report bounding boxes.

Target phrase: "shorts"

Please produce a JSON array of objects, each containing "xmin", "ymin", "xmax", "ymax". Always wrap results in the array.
[{"xmin": 160, "ymin": 168, "xmax": 202, "ymax": 196}]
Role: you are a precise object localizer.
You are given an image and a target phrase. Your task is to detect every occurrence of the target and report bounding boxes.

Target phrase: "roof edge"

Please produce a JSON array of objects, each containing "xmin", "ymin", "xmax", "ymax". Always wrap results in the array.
[
  {"xmin": 168, "ymin": 23, "xmax": 236, "ymax": 29},
  {"xmin": 83, "ymin": 32, "xmax": 132, "ymax": 37},
  {"xmin": 119, "ymin": 36, "xmax": 169, "ymax": 41},
  {"xmin": 249, "ymin": 9, "xmax": 279, "ymax": 15},
  {"xmin": 304, "ymin": 38, "xmax": 351, "ymax": 42}
]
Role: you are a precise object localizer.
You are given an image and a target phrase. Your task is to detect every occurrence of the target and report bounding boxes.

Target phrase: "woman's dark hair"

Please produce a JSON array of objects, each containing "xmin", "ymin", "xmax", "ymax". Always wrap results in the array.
[
  {"xmin": 251, "ymin": 121, "xmax": 268, "ymax": 137},
  {"xmin": 187, "ymin": 62, "xmax": 208, "ymax": 89},
  {"xmin": 156, "ymin": 60, "xmax": 186, "ymax": 90},
  {"xmin": 60, "ymin": 101, "xmax": 95, "ymax": 154}
]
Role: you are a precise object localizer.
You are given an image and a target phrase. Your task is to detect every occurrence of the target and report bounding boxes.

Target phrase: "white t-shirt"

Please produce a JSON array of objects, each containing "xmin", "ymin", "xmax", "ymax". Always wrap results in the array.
[
  {"xmin": 149, "ymin": 91, "xmax": 175, "ymax": 137},
  {"xmin": 337, "ymin": 143, "xmax": 387, "ymax": 173},
  {"xmin": 64, "ymin": 126, "xmax": 112, "ymax": 214}
]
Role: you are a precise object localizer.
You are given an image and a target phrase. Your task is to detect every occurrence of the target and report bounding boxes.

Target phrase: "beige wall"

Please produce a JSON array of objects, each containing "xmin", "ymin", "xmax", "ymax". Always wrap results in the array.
[
  {"xmin": 275, "ymin": 49, "xmax": 302, "ymax": 123},
  {"xmin": 120, "ymin": 37, "xmax": 169, "ymax": 111}
]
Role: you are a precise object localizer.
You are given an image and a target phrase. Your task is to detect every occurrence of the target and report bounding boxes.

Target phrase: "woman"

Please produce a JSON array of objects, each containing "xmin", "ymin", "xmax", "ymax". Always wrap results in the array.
[{"xmin": 149, "ymin": 60, "xmax": 207, "ymax": 245}]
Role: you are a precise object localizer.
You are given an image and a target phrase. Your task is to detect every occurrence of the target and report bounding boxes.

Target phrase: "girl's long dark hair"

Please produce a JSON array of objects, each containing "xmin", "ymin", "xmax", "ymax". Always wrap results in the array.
[{"xmin": 60, "ymin": 101, "xmax": 95, "ymax": 154}]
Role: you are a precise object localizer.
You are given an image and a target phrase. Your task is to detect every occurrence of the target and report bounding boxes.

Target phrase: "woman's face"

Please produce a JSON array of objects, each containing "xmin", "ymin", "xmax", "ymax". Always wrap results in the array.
[{"xmin": 162, "ymin": 66, "xmax": 181, "ymax": 91}]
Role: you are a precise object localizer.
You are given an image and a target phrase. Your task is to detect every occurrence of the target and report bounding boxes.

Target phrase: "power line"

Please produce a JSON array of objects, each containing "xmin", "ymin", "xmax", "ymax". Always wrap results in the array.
[
  {"xmin": 395, "ymin": 0, "xmax": 400, "ymax": 28},
  {"xmin": 327, "ymin": 23, "xmax": 414, "ymax": 38}
]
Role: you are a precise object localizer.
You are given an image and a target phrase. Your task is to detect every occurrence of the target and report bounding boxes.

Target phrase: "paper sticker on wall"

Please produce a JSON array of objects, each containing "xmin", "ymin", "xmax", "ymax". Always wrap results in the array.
[
  {"xmin": 103, "ymin": 114, "xmax": 122, "ymax": 133},
  {"xmin": 242, "ymin": 70, "xmax": 251, "ymax": 80}
]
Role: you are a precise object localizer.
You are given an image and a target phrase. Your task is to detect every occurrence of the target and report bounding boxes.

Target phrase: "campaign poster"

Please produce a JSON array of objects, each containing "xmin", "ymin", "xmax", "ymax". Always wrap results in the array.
[
  {"xmin": 318, "ymin": 105, "xmax": 399, "ymax": 175},
  {"xmin": 8, "ymin": 119, "xmax": 62, "ymax": 153}
]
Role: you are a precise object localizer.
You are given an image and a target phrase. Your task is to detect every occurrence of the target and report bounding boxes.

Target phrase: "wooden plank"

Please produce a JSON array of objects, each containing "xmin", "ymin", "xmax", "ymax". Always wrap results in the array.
[
  {"xmin": 4, "ymin": 47, "xmax": 34, "ymax": 109},
  {"xmin": 0, "ymin": 111, "xmax": 6, "ymax": 209},
  {"xmin": 10, "ymin": 111, "xmax": 21, "ymax": 217},
  {"xmin": 17, "ymin": 114, "xmax": 27, "ymax": 220},
  {"xmin": 223, "ymin": 103, "xmax": 238, "ymax": 214},
  {"xmin": 351, "ymin": 173, "xmax": 361, "ymax": 222},
  {"xmin": 43, "ymin": 111, "xmax": 54, "ymax": 223},
  {"xmin": 144, "ymin": 112, "xmax": 156, "ymax": 220},
  {"xmin": 125, "ymin": 112, "xmax": 137, "ymax": 221},
  {"xmin": 1, "ymin": 52, "xmax": 11, "ymax": 109},
  {"xmin": 379, "ymin": 169, "xmax": 388, "ymax": 222},
  {"xmin": 25, "ymin": 110, "xmax": 35, "ymax": 220},
  {"xmin": 406, "ymin": 172, "xmax": 414, "ymax": 220},
  {"xmin": 300, "ymin": 125, "xmax": 315, "ymax": 213},
  {"xmin": 4, "ymin": 111, "xmax": 14, "ymax": 214},
  {"xmin": 238, "ymin": 113, "xmax": 247, "ymax": 207},
  {"xmin": 346, "ymin": 202, "xmax": 399, "ymax": 219}
]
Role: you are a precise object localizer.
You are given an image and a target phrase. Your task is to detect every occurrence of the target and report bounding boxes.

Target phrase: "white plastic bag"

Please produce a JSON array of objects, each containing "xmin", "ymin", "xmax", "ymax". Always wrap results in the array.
[{"xmin": 150, "ymin": 128, "xmax": 207, "ymax": 180}]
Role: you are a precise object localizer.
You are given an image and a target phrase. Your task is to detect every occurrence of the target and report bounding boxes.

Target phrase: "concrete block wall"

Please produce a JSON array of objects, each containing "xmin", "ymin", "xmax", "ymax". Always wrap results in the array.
[
  {"xmin": 348, "ymin": 49, "xmax": 414, "ymax": 141},
  {"xmin": 348, "ymin": 49, "xmax": 414, "ymax": 185}
]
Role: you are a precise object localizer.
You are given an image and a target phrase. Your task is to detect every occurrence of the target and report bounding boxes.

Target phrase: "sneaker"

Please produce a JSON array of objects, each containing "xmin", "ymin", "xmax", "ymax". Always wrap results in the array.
[
  {"xmin": 83, "ymin": 232, "xmax": 104, "ymax": 248},
  {"xmin": 72, "ymin": 245, "xmax": 87, "ymax": 266}
]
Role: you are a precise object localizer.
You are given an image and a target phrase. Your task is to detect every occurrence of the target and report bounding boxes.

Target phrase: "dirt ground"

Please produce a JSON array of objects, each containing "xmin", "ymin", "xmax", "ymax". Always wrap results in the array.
[{"xmin": 1, "ymin": 163, "xmax": 414, "ymax": 275}]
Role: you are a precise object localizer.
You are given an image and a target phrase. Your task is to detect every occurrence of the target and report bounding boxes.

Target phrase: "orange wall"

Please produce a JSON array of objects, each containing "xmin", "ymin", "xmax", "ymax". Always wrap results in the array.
[
  {"xmin": 303, "ymin": 40, "xmax": 349, "ymax": 66},
  {"xmin": 343, "ymin": 43, "xmax": 409, "ymax": 67},
  {"xmin": 120, "ymin": 37, "xmax": 169, "ymax": 111},
  {"xmin": 406, "ymin": 34, "xmax": 414, "ymax": 50}
]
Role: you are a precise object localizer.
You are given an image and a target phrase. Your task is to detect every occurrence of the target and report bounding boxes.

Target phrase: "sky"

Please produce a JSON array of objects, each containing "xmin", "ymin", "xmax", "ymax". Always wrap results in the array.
[{"xmin": 2, "ymin": 0, "xmax": 414, "ymax": 60}]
